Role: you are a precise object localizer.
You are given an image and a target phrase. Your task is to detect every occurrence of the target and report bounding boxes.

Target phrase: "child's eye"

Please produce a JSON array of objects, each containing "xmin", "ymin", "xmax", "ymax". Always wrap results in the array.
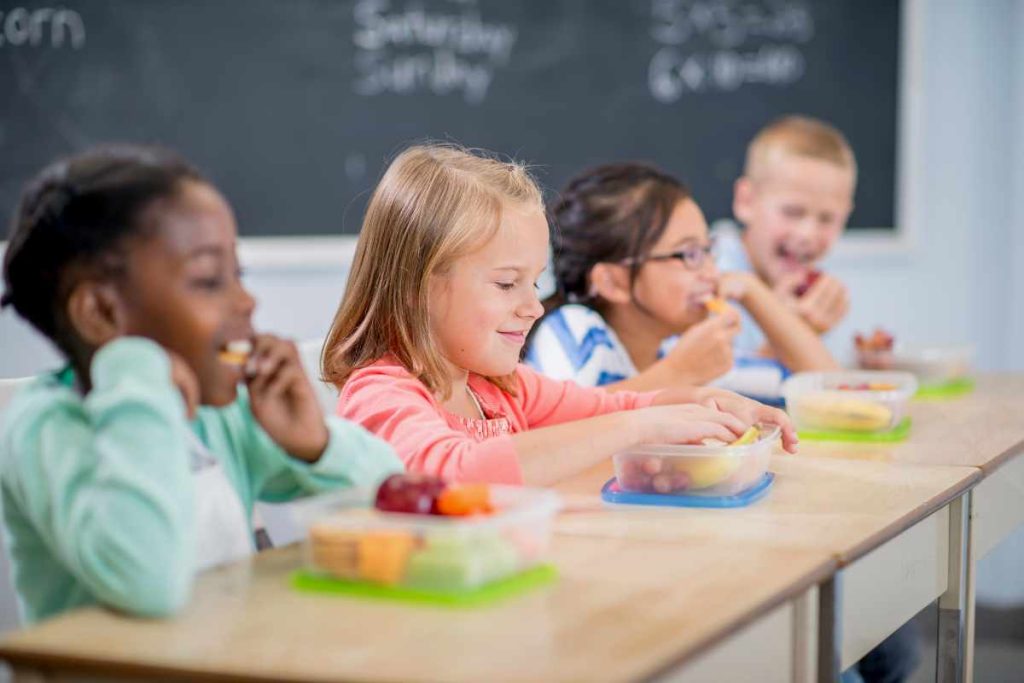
[
  {"xmin": 495, "ymin": 282, "xmax": 515, "ymax": 291},
  {"xmin": 191, "ymin": 276, "xmax": 226, "ymax": 291}
]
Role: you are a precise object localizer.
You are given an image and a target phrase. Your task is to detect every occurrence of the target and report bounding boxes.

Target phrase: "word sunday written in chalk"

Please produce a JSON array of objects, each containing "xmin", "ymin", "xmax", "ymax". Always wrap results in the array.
[
  {"xmin": 352, "ymin": 0, "xmax": 518, "ymax": 105},
  {"xmin": 648, "ymin": 0, "xmax": 812, "ymax": 103},
  {"xmin": 0, "ymin": 7, "xmax": 85, "ymax": 49}
]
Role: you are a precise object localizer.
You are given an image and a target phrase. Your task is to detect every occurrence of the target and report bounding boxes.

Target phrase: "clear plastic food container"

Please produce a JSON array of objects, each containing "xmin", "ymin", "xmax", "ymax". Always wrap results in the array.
[
  {"xmin": 858, "ymin": 345, "xmax": 973, "ymax": 388},
  {"xmin": 782, "ymin": 371, "xmax": 918, "ymax": 433},
  {"xmin": 612, "ymin": 424, "xmax": 780, "ymax": 497},
  {"xmin": 291, "ymin": 486, "xmax": 560, "ymax": 592}
]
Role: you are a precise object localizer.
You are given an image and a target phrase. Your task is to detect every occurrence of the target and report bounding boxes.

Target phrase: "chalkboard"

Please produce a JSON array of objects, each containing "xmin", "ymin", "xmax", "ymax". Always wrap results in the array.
[{"xmin": 0, "ymin": 0, "xmax": 901, "ymax": 237}]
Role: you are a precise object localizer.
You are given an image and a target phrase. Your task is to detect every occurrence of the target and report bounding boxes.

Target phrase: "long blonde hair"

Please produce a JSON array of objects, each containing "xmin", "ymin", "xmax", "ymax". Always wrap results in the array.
[{"xmin": 322, "ymin": 143, "xmax": 544, "ymax": 399}]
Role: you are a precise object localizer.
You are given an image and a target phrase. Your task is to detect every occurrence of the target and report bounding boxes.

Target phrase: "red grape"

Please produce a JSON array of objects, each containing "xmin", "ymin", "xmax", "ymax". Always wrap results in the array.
[{"xmin": 374, "ymin": 473, "xmax": 448, "ymax": 515}]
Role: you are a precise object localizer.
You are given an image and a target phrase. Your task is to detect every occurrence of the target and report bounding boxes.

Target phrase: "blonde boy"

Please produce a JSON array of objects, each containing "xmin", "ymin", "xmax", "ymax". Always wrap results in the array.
[{"xmin": 717, "ymin": 115, "xmax": 856, "ymax": 358}]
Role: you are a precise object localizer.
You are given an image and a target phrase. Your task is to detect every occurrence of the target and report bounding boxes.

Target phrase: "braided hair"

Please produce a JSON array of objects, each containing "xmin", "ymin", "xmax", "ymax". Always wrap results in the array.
[
  {"xmin": 546, "ymin": 162, "xmax": 691, "ymax": 313},
  {"xmin": 1, "ymin": 145, "xmax": 202, "ymax": 358}
]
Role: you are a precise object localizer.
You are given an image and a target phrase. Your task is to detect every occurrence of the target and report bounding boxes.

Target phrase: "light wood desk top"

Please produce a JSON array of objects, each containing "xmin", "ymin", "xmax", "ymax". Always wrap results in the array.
[
  {"xmin": 0, "ymin": 535, "xmax": 835, "ymax": 682},
  {"xmin": 555, "ymin": 454, "xmax": 979, "ymax": 565},
  {"xmin": 797, "ymin": 374, "xmax": 1024, "ymax": 474}
]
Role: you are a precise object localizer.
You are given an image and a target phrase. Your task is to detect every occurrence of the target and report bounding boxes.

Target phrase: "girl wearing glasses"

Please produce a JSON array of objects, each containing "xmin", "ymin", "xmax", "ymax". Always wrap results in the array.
[{"xmin": 526, "ymin": 163, "xmax": 835, "ymax": 398}]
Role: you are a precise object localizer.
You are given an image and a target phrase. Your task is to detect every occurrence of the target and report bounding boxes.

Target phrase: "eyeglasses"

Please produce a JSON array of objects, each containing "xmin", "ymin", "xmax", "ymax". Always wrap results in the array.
[{"xmin": 620, "ymin": 240, "xmax": 716, "ymax": 271}]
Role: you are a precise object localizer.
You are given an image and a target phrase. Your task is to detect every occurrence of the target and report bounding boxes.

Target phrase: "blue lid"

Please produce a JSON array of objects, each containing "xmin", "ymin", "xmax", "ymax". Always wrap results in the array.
[{"xmin": 601, "ymin": 472, "xmax": 774, "ymax": 509}]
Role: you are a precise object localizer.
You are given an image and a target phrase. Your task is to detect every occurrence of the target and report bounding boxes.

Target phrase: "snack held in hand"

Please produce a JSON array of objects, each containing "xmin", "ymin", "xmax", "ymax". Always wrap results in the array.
[
  {"xmin": 704, "ymin": 297, "xmax": 730, "ymax": 314},
  {"xmin": 218, "ymin": 339, "xmax": 252, "ymax": 366},
  {"xmin": 793, "ymin": 269, "xmax": 822, "ymax": 297}
]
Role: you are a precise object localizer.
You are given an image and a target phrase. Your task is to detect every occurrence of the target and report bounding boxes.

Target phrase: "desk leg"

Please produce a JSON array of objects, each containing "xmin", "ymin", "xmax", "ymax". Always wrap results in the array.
[
  {"xmin": 817, "ymin": 572, "xmax": 842, "ymax": 683},
  {"xmin": 792, "ymin": 586, "xmax": 819, "ymax": 683},
  {"xmin": 936, "ymin": 491, "xmax": 972, "ymax": 683}
]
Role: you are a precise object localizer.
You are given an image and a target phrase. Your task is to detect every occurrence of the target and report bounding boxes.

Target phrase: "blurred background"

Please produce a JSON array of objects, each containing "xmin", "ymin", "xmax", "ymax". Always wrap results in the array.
[{"xmin": 1, "ymin": 0, "xmax": 1022, "ymax": 677}]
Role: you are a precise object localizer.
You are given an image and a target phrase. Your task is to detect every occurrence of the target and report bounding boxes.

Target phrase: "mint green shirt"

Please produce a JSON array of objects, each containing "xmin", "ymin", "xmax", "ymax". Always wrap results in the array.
[{"xmin": 0, "ymin": 338, "xmax": 402, "ymax": 624}]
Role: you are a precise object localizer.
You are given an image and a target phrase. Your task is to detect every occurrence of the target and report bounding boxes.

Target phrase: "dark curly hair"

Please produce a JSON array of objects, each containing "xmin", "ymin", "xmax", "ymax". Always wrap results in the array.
[{"xmin": 2, "ymin": 145, "xmax": 203, "ymax": 359}]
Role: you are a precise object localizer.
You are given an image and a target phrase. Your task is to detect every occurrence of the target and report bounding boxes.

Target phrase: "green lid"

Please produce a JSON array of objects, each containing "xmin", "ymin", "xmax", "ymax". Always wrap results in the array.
[
  {"xmin": 798, "ymin": 416, "xmax": 912, "ymax": 443},
  {"xmin": 291, "ymin": 564, "xmax": 557, "ymax": 608},
  {"xmin": 915, "ymin": 377, "xmax": 975, "ymax": 400}
]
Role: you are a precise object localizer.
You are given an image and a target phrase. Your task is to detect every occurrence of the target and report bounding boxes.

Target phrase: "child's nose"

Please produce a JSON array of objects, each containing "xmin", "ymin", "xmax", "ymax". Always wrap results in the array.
[
  {"xmin": 234, "ymin": 281, "xmax": 257, "ymax": 317},
  {"xmin": 520, "ymin": 290, "xmax": 545, "ymax": 320},
  {"xmin": 794, "ymin": 216, "xmax": 818, "ymax": 242}
]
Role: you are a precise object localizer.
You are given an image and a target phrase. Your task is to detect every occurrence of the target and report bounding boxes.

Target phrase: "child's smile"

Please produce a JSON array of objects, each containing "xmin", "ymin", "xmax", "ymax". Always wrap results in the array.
[
  {"xmin": 115, "ymin": 181, "xmax": 256, "ymax": 406},
  {"xmin": 429, "ymin": 202, "xmax": 548, "ymax": 381}
]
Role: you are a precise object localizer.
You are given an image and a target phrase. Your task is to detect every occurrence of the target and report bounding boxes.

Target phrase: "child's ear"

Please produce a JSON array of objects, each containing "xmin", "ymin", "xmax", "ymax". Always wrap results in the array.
[
  {"xmin": 588, "ymin": 263, "xmax": 632, "ymax": 305},
  {"xmin": 66, "ymin": 280, "xmax": 128, "ymax": 347},
  {"xmin": 733, "ymin": 176, "xmax": 754, "ymax": 224}
]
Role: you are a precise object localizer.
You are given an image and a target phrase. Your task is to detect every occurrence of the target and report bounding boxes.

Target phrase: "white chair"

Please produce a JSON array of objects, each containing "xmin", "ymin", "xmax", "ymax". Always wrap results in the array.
[
  {"xmin": 298, "ymin": 338, "xmax": 338, "ymax": 416},
  {"xmin": 0, "ymin": 377, "xmax": 33, "ymax": 634}
]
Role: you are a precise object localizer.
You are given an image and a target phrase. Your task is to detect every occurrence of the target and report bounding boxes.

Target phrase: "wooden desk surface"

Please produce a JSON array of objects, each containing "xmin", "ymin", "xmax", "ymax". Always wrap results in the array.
[
  {"xmin": 797, "ymin": 374, "xmax": 1024, "ymax": 474},
  {"xmin": 0, "ymin": 536, "xmax": 835, "ymax": 682},
  {"xmin": 554, "ymin": 453, "xmax": 979, "ymax": 565}
]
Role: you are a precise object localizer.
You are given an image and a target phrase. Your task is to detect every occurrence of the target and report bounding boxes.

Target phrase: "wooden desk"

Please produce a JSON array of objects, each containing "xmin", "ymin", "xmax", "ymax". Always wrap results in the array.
[
  {"xmin": 795, "ymin": 374, "xmax": 1024, "ymax": 680},
  {"xmin": 0, "ymin": 535, "xmax": 835, "ymax": 683},
  {"xmin": 554, "ymin": 454, "xmax": 979, "ymax": 680}
]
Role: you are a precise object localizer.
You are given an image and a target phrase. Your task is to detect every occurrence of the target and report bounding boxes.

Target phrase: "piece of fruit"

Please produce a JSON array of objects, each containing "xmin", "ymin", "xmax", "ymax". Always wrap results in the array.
[
  {"xmin": 358, "ymin": 531, "xmax": 415, "ymax": 585},
  {"xmin": 704, "ymin": 297, "xmax": 730, "ymax": 314},
  {"xmin": 374, "ymin": 473, "xmax": 447, "ymax": 515},
  {"xmin": 794, "ymin": 269, "xmax": 822, "ymax": 297},
  {"xmin": 794, "ymin": 396, "xmax": 893, "ymax": 432},
  {"xmin": 854, "ymin": 328, "xmax": 895, "ymax": 352},
  {"xmin": 729, "ymin": 426, "xmax": 760, "ymax": 447},
  {"xmin": 672, "ymin": 455, "xmax": 742, "ymax": 489},
  {"xmin": 436, "ymin": 484, "xmax": 494, "ymax": 517}
]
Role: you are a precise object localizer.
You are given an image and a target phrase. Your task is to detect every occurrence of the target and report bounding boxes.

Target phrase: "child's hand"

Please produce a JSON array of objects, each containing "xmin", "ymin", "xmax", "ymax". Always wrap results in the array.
[
  {"xmin": 693, "ymin": 387, "xmax": 799, "ymax": 453},
  {"xmin": 795, "ymin": 273, "xmax": 848, "ymax": 334},
  {"xmin": 246, "ymin": 334, "xmax": 329, "ymax": 462},
  {"xmin": 167, "ymin": 350, "xmax": 199, "ymax": 419},
  {"xmin": 665, "ymin": 308, "xmax": 740, "ymax": 384},
  {"xmin": 774, "ymin": 272, "xmax": 849, "ymax": 334},
  {"xmin": 634, "ymin": 404, "xmax": 747, "ymax": 445},
  {"xmin": 718, "ymin": 271, "xmax": 756, "ymax": 302}
]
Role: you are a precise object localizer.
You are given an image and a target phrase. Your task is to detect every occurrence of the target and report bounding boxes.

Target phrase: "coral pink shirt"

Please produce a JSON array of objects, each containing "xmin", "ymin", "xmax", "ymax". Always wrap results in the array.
[{"xmin": 337, "ymin": 356, "xmax": 657, "ymax": 484}]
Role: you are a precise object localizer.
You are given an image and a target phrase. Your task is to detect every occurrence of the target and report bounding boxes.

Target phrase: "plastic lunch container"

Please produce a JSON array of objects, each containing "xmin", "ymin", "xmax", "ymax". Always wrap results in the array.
[
  {"xmin": 612, "ymin": 424, "xmax": 781, "ymax": 497},
  {"xmin": 858, "ymin": 345, "xmax": 973, "ymax": 387},
  {"xmin": 782, "ymin": 371, "xmax": 918, "ymax": 433},
  {"xmin": 291, "ymin": 486, "xmax": 561, "ymax": 593}
]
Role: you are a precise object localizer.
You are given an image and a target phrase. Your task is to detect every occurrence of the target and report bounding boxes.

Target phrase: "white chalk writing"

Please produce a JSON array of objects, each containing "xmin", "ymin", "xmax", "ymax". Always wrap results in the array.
[
  {"xmin": 352, "ymin": 0, "xmax": 517, "ymax": 105},
  {"xmin": 648, "ymin": 0, "xmax": 812, "ymax": 102},
  {"xmin": 0, "ymin": 7, "xmax": 85, "ymax": 49}
]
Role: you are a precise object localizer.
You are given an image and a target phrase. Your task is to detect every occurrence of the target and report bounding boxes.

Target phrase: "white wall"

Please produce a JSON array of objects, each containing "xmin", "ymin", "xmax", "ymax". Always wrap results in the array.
[{"xmin": 822, "ymin": 0, "xmax": 1016, "ymax": 370}]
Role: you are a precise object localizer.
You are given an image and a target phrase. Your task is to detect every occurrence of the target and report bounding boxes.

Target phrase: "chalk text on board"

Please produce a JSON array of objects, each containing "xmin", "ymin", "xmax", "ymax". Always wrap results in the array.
[
  {"xmin": 0, "ymin": 7, "xmax": 85, "ymax": 49},
  {"xmin": 648, "ymin": 0, "xmax": 812, "ymax": 102},
  {"xmin": 352, "ymin": 0, "xmax": 518, "ymax": 105}
]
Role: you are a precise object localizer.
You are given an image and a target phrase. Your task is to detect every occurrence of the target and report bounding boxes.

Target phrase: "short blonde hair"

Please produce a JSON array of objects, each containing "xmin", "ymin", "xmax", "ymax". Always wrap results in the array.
[
  {"xmin": 745, "ymin": 115, "xmax": 857, "ymax": 182},
  {"xmin": 322, "ymin": 143, "xmax": 544, "ymax": 399}
]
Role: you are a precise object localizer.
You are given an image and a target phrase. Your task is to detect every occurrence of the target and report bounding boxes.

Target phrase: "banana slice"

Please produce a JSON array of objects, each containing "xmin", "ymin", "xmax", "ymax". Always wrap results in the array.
[{"xmin": 794, "ymin": 396, "xmax": 893, "ymax": 432}]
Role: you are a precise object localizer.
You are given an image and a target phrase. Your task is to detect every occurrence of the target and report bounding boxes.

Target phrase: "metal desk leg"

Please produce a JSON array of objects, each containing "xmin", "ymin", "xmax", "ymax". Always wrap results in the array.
[
  {"xmin": 817, "ymin": 572, "xmax": 842, "ymax": 683},
  {"xmin": 937, "ymin": 491, "xmax": 972, "ymax": 683}
]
